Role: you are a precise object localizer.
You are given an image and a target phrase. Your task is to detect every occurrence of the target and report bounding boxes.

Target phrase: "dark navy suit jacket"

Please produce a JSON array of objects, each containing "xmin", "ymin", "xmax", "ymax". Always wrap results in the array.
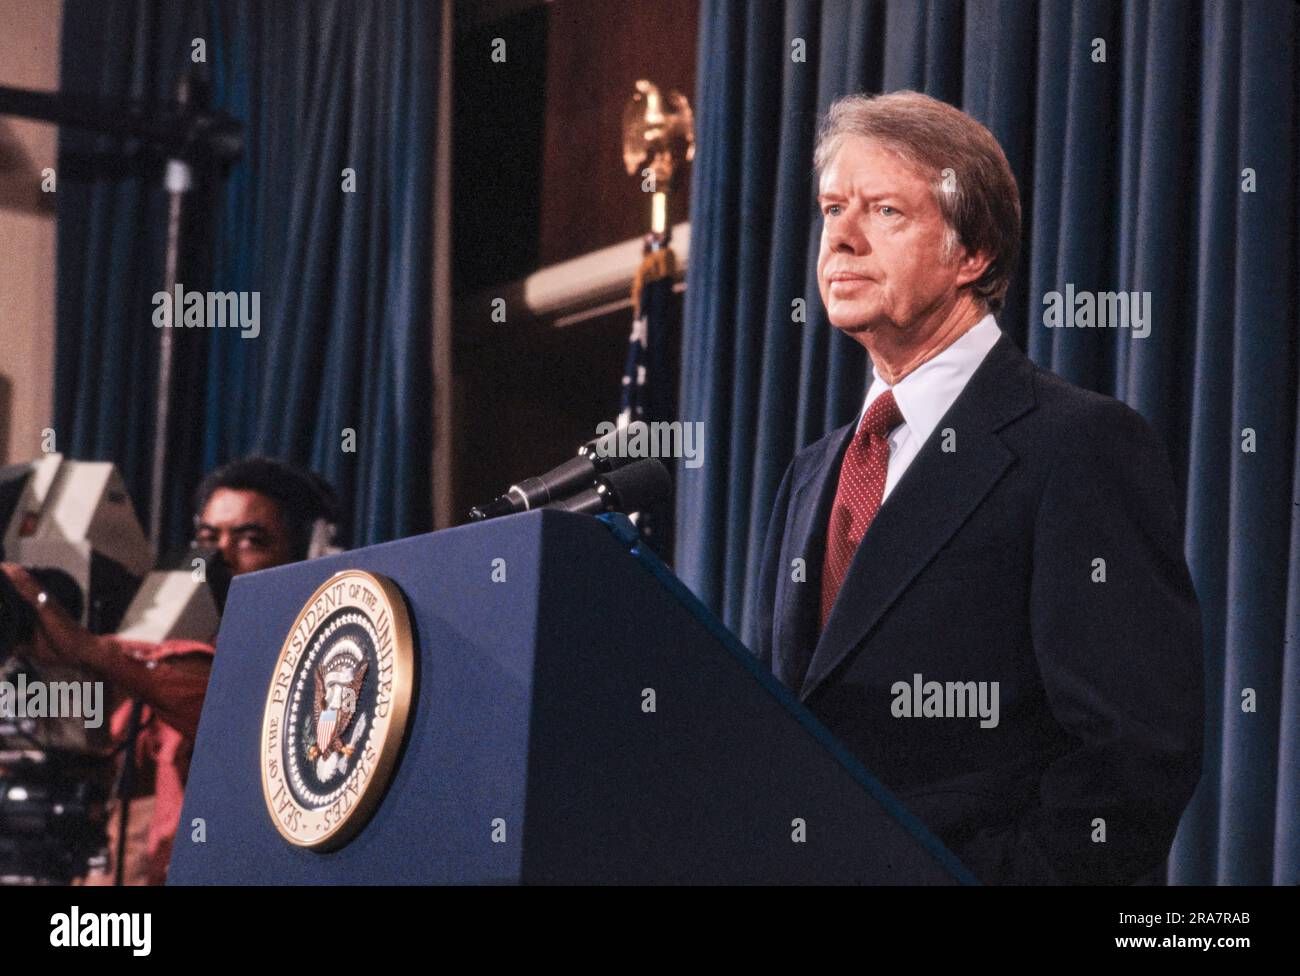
[{"xmin": 752, "ymin": 332, "xmax": 1204, "ymax": 884}]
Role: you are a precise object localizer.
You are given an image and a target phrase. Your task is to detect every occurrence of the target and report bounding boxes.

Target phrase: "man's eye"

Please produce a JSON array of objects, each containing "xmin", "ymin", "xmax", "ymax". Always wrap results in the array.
[
  {"xmin": 879, "ymin": 205, "xmax": 900, "ymax": 217},
  {"xmin": 237, "ymin": 535, "xmax": 270, "ymax": 550},
  {"xmin": 824, "ymin": 204, "xmax": 842, "ymax": 217}
]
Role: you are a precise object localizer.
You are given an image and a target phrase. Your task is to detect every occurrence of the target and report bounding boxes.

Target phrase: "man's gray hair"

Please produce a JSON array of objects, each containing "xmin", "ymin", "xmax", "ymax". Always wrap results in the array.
[{"xmin": 814, "ymin": 90, "xmax": 1022, "ymax": 314}]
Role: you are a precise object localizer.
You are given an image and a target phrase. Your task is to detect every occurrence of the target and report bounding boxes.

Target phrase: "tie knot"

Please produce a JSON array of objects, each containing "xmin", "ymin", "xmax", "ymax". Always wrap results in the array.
[{"xmin": 860, "ymin": 389, "xmax": 904, "ymax": 440}]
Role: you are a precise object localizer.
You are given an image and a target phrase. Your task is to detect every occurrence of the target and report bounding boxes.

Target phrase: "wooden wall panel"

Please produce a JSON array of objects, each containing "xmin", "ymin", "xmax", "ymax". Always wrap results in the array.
[{"xmin": 451, "ymin": 0, "xmax": 698, "ymax": 528}]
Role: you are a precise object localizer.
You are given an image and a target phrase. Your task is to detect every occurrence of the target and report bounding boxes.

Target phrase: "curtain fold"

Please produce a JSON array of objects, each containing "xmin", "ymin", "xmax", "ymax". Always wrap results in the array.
[
  {"xmin": 677, "ymin": 0, "xmax": 1299, "ymax": 885},
  {"xmin": 56, "ymin": 0, "xmax": 439, "ymax": 549}
]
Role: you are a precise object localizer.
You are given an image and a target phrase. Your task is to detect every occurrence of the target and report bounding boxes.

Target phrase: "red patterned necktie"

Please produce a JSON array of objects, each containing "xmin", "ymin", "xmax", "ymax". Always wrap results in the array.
[{"xmin": 820, "ymin": 389, "xmax": 905, "ymax": 630}]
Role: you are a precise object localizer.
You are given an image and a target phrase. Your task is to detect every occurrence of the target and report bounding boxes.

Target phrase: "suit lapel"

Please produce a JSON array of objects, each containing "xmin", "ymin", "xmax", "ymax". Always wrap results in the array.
[
  {"xmin": 798, "ymin": 334, "xmax": 1038, "ymax": 702},
  {"xmin": 771, "ymin": 423, "xmax": 852, "ymax": 691}
]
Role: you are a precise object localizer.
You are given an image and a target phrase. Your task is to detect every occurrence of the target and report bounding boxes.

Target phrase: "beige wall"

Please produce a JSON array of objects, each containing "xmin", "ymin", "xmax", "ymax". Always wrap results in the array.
[{"xmin": 0, "ymin": 0, "xmax": 61, "ymax": 464}]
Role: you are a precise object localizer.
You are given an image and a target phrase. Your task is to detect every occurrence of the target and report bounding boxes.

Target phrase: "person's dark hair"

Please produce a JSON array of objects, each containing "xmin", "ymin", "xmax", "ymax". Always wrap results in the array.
[{"xmin": 194, "ymin": 456, "xmax": 341, "ymax": 560}]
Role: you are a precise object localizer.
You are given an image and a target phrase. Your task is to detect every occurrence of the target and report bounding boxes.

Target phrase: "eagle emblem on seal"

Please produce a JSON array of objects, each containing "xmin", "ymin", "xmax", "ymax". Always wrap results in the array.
[{"xmin": 308, "ymin": 640, "xmax": 369, "ymax": 770}]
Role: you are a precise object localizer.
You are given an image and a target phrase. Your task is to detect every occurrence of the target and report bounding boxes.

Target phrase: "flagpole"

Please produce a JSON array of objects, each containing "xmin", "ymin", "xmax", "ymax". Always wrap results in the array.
[{"xmin": 616, "ymin": 81, "xmax": 693, "ymax": 547}]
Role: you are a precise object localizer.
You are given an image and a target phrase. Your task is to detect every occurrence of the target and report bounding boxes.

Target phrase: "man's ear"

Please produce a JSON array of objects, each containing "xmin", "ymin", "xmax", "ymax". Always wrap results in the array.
[{"xmin": 954, "ymin": 246, "xmax": 993, "ymax": 289}]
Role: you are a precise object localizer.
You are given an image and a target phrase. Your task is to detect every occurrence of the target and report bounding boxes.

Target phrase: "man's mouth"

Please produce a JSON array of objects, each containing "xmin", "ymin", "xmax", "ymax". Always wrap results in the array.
[{"xmin": 828, "ymin": 275, "xmax": 873, "ymax": 289}]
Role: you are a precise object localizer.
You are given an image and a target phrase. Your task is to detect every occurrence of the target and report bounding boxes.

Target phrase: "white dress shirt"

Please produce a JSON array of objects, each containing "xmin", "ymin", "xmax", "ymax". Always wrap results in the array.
[{"xmin": 857, "ymin": 313, "xmax": 1001, "ymax": 502}]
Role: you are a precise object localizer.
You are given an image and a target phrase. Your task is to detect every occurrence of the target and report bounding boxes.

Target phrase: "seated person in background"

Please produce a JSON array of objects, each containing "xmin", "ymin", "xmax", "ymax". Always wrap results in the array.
[{"xmin": 1, "ymin": 455, "xmax": 340, "ymax": 885}]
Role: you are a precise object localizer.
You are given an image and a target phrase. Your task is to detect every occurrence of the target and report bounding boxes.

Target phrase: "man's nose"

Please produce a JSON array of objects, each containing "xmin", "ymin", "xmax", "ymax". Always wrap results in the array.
[
  {"xmin": 216, "ymin": 533, "xmax": 238, "ymax": 569},
  {"xmin": 827, "ymin": 213, "xmax": 869, "ymax": 255}
]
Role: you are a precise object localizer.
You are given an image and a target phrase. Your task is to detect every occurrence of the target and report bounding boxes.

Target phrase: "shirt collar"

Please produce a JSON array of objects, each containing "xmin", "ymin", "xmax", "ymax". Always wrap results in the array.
[{"xmin": 859, "ymin": 313, "xmax": 1001, "ymax": 444}]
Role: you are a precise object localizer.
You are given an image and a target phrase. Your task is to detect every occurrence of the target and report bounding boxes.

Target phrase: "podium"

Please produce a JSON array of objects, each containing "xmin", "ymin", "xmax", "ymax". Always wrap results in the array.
[{"xmin": 169, "ymin": 510, "xmax": 975, "ymax": 884}]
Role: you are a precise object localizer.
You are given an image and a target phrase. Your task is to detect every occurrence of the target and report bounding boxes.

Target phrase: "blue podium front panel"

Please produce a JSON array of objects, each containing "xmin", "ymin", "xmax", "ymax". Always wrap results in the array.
[{"xmin": 170, "ymin": 519, "xmax": 544, "ymax": 884}]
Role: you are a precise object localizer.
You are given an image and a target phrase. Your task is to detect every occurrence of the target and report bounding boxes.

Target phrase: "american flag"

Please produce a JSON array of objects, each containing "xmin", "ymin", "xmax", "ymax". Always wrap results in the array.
[
  {"xmin": 616, "ymin": 240, "xmax": 678, "ymax": 553},
  {"xmin": 619, "ymin": 241, "xmax": 676, "ymax": 427}
]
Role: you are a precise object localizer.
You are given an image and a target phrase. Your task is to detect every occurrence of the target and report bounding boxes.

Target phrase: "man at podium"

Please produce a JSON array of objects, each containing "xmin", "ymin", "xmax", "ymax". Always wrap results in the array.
[{"xmin": 753, "ymin": 92, "xmax": 1203, "ymax": 884}]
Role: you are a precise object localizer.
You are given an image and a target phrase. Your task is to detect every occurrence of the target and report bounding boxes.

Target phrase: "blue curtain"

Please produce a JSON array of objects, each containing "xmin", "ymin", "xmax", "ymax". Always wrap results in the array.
[
  {"xmin": 677, "ymin": 0, "xmax": 1299, "ymax": 885},
  {"xmin": 56, "ymin": 0, "xmax": 439, "ymax": 549}
]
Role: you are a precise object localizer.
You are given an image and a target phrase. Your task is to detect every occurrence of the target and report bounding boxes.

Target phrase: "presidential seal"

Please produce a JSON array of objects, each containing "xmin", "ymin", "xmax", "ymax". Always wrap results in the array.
[{"xmin": 260, "ymin": 569, "xmax": 414, "ymax": 849}]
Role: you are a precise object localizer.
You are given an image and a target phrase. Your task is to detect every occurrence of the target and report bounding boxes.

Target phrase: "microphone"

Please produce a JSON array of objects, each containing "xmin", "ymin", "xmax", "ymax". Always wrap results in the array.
[
  {"xmin": 575, "ymin": 426, "xmax": 626, "ymax": 472},
  {"xmin": 540, "ymin": 458, "xmax": 671, "ymax": 516},
  {"xmin": 467, "ymin": 426, "xmax": 633, "ymax": 521},
  {"xmin": 468, "ymin": 454, "xmax": 600, "ymax": 521}
]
